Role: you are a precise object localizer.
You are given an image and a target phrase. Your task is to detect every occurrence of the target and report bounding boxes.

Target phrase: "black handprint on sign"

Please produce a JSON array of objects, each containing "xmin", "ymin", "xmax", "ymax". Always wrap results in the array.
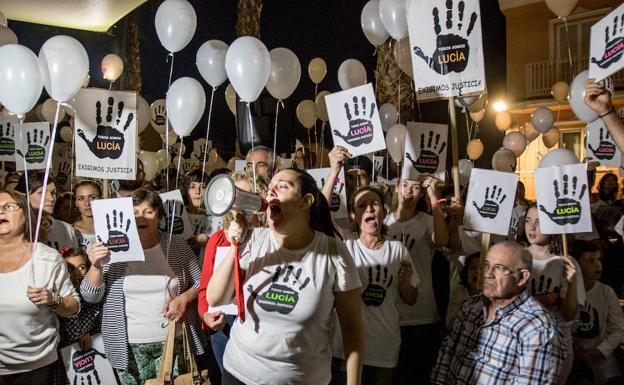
[
  {"xmin": 591, "ymin": 14, "xmax": 624, "ymax": 69},
  {"xmin": 71, "ymin": 348, "xmax": 106, "ymax": 385},
  {"xmin": 508, "ymin": 214, "xmax": 519, "ymax": 240},
  {"xmin": 530, "ymin": 274, "xmax": 560, "ymax": 296},
  {"xmin": 405, "ymin": 131, "xmax": 447, "ymax": 173},
  {"xmin": 97, "ymin": 209, "xmax": 131, "ymax": 252},
  {"xmin": 77, "ymin": 97, "xmax": 134, "ymax": 159},
  {"xmin": 181, "ymin": 159, "xmax": 195, "ymax": 175},
  {"xmin": 413, "ymin": 0, "xmax": 478, "ymax": 75},
  {"xmin": 55, "ymin": 160, "xmax": 72, "ymax": 187},
  {"xmin": 16, "ymin": 128, "xmax": 50, "ymax": 164},
  {"xmin": 151, "ymin": 104, "xmax": 167, "ymax": 128},
  {"xmin": 321, "ymin": 177, "xmax": 345, "ymax": 212},
  {"xmin": 361, "ymin": 265, "xmax": 394, "ymax": 307},
  {"xmin": 333, "ymin": 96, "xmax": 376, "ymax": 147},
  {"xmin": 472, "ymin": 185, "xmax": 506, "ymax": 219},
  {"xmin": 158, "ymin": 200, "xmax": 185, "ymax": 235},
  {"xmin": 539, "ymin": 175, "xmax": 587, "ymax": 225},
  {"xmin": 248, "ymin": 265, "xmax": 310, "ymax": 314},
  {"xmin": 577, "ymin": 302, "xmax": 600, "ymax": 339},
  {"xmin": 588, "ymin": 127, "xmax": 616, "ymax": 160},
  {"xmin": 0, "ymin": 121, "xmax": 15, "ymax": 156}
]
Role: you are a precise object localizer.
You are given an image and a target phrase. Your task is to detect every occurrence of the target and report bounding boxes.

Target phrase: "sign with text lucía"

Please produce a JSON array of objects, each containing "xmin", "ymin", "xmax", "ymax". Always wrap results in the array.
[
  {"xmin": 158, "ymin": 189, "xmax": 194, "ymax": 240},
  {"xmin": 0, "ymin": 116, "xmax": 18, "ymax": 162},
  {"xmin": 402, "ymin": 122, "xmax": 448, "ymax": 181},
  {"xmin": 407, "ymin": 0, "xmax": 486, "ymax": 100},
  {"xmin": 535, "ymin": 163, "xmax": 592, "ymax": 234},
  {"xmin": 15, "ymin": 122, "xmax": 51, "ymax": 171},
  {"xmin": 586, "ymin": 119, "xmax": 622, "ymax": 167},
  {"xmin": 589, "ymin": 3, "xmax": 624, "ymax": 81},
  {"xmin": 61, "ymin": 334, "xmax": 120, "ymax": 385},
  {"xmin": 326, "ymin": 83, "xmax": 386, "ymax": 157},
  {"xmin": 92, "ymin": 197, "xmax": 144, "ymax": 263},
  {"xmin": 463, "ymin": 168, "xmax": 518, "ymax": 235},
  {"xmin": 73, "ymin": 89, "xmax": 137, "ymax": 180}
]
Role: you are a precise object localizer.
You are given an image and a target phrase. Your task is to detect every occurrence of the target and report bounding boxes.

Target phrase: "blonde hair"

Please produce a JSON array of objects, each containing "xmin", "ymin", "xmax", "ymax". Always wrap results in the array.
[{"xmin": 230, "ymin": 171, "xmax": 268, "ymax": 198}]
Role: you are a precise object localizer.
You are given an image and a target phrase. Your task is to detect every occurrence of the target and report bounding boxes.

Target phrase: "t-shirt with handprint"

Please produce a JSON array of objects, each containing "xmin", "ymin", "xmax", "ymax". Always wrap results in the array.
[
  {"xmin": 77, "ymin": 233, "xmax": 96, "ymax": 253},
  {"xmin": 331, "ymin": 239, "xmax": 419, "ymax": 368},
  {"xmin": 574, "ymin": 281, "xmax": 624, "ymax": 382},
  {"xmin": 223, "ymin": 228, "xmax": 360, "ymax": 385},
  {"xmin": 384, "ymin": 212, "xmax": 439, "ymax": 326},
  {"xmin": 529, "ymin": 255, "xmax": 585, "ymax": 321},
  {"xmin": 44, "ymin": 218, "xmax": 80, "ymax": 251},
  {"xmin": 188, "ymin": 213, "xmax": 208, "ymax": 236}
]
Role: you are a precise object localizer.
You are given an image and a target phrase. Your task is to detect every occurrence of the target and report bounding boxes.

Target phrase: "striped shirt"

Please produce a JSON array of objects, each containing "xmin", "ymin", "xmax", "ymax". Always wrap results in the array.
[
  {"xmin": 80, "ymin": 232, "xmax": 206, "ymax": 370},
  {"xmin": 432, "ymin": 290, "xmax": 566, "ymax": 385}
]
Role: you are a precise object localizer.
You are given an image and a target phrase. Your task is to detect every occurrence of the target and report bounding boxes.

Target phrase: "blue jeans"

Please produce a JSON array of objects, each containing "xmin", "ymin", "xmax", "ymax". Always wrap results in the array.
[{"xmin": 210, "ymin": 314, "xmax": 236, "ymax": 373}]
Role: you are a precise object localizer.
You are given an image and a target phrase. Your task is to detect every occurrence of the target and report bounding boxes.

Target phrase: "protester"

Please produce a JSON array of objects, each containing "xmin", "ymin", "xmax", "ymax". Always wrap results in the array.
[
  {"xmin": 15, "ymin": 172, "xmax": 79, "ymax": 251},
  {"xmin": 0, "ymin": 189, "xmax": 80, "ymax": 384},
  {"xmin": 207, "ymin": 168, "xmax": 363, "ymax": 385},
  {"xmin": 569, "ymin": 240, "xmax": 624, "ymax": 385},
  {"xmin": 72, "ymin": 179, "xmax": 102, "ymax": 253},
  {"xmin": 245, "ymin": 145, "xmax": 273, "ymax": 181},
  {"xmin": 81, "ymin": 188, "xmax": 205, "ymax": 385},
  {"xmin": 53, "ymin": 191, "xmax": 78, "ymax": 224},
  {"xmin": 432, "ymin": 241, "xmax": 566, "ymax": 385},
  {"xmin": 181, "ymin": 169, "xmax": 209, "ymax": 252},
  {"xmin": 331, "ymin": 186, "xmax": 418, "ymax": 385},
  {"xmin": 445, "ymin": 252, "xmax": 480, "ymax": 330}
]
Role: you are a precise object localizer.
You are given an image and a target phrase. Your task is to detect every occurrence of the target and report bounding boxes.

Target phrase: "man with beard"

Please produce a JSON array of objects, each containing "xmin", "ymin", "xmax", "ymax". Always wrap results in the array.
[{"xmin": 431, "ymin": 241, "xmax": 566, "ymax": 385}]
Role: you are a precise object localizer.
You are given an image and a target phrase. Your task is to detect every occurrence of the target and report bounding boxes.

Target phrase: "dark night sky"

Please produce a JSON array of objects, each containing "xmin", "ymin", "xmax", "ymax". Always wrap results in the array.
[{"xmin": 9, "ymin": 0, "xmax": 506, "ymax": 169}]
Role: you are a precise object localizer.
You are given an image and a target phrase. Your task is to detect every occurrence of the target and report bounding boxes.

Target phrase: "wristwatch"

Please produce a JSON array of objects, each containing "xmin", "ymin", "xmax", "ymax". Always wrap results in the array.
[{"xmin": 50, "ymin": 291, "xmax": 63, "ymax": 310}]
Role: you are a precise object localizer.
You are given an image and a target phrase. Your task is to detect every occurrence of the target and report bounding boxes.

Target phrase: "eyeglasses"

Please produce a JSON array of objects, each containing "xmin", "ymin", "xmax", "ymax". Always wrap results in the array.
[
  {"xmin": 480, "ymin": 261, "xmax": 523, "ymax": 276},
  {"xmin": 0, "ymin": 202, "xmax": 21, "ymax": 212}
]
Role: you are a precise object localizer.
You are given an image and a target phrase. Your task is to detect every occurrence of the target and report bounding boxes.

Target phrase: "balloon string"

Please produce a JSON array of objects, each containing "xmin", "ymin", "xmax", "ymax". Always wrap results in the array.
[
  {"xmin": 464, "ymin": 109, "xmax": 471, "ymax": 141},
  {"xmin": 320, "ymin": 121, "xmax": 326, "ymax": 168},
  {"xmin": 247, "ymin": 104, "xmax": 257, "ymax": 193},
  {"xmin": 69, "ymin": 119, "xmax": 76, "ymax": 218},
  {"xmin": 167, "ymin": 145, "xmax": 183, "ymax": 256},
  {"xmin": 307, "ymin": 129, "xmax": 313, "ymax": 168},
  {"xmin": 165, "ymin": 52, "xmax": 175, "ymax": 192},
  {"xmin": 563, "ymin": 18, "xmax": 574, "ymax": 80},
  {"xmin": 201, "ymin": 87, "xmax": 216, "ymax": 184},
  {"xmin": 396, "ymin": 39, "xmax": 402, "ymax": 123},
  {"xmin": 272, "ymin": 99, "xmax": 284, "ymax": 175},
  {"xmin": 109, "ymin": 82, "xmax": 113, "ymax": 91}
]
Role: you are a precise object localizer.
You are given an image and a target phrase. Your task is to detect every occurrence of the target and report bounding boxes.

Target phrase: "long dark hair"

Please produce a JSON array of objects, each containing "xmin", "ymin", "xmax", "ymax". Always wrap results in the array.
[
  {"xmin": 15, "ymin": 171, "xmax": 57, "ymax": 195},
  {"xmin": 289, "ymin": 168, "xmax": 339, "ymax": 239},
  {"xmin": 598, "ymin": 172, "xmax": 619, "ymax": 203},
  {"xmin": 181, "ymin": 169, "xmax": 208, "ymax": 207}
]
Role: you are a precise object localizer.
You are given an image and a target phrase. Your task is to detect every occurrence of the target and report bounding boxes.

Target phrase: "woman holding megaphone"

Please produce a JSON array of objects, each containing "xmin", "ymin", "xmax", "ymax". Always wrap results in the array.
[{"xmin": 207, "ymin": 168, "xmax": 363, "ymax": 385}]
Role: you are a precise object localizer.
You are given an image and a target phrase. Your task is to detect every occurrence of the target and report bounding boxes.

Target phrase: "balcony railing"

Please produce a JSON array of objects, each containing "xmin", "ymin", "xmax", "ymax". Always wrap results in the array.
[{"xmin": 525, "ymin": 56, "xmax": 624, "ymax": 99}]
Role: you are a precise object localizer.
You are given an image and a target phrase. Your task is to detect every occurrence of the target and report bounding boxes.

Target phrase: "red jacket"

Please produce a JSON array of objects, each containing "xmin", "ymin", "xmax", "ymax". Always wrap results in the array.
[{"xmin": 197, "ymin": 229, "xmax": 230, "ymax": 331}]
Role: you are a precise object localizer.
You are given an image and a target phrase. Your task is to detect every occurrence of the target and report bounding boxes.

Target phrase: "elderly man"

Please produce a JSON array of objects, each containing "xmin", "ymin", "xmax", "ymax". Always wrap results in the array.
[
  {"xmin": 432, "ymin": 241, "xmax": 566, "ymax": 385},
  {"xmin": 245, "ymin": 145, "xmax": 273, "ymax": 180}
]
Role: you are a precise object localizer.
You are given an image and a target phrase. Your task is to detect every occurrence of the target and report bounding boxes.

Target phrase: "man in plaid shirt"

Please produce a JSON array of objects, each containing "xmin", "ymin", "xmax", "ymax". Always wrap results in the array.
[{"xmin": 432, "ymin": 241, "xmax": 566, "ymax": 385}]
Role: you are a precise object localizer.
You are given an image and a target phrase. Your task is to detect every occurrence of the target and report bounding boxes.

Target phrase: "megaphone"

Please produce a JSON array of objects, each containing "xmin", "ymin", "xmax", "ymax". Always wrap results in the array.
[{"xmin": 204, "ymin": 174, "xmax": 268, "ymax": 216}]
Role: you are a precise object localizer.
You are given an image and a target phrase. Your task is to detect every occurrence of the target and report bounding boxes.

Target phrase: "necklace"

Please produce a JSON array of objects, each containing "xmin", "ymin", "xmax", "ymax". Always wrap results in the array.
[{"xmin": 0, "ymin": 241, "xmax": 29, "ymax": 273}]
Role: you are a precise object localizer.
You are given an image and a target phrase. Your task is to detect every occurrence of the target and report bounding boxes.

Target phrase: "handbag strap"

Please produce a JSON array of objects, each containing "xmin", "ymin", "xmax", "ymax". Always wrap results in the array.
[
  {"xmin": 157, "ymin": 319, "xmax": 177, "ymax": 382},
  {"xmin": 182, "ymin": 322, "xmax": 202, "ymax": 381}
]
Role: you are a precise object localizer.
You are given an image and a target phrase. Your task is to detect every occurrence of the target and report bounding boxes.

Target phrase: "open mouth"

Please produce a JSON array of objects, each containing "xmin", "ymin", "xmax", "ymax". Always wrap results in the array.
[
  {"xmin": 363, "ymin": 215, "xmax": 377, "ymax": 225},
  {"xmin": 0, "ymin": 219, "xmax": 9, "ymax": 225},
  {"xmin": 268, "ymin": 200, "xmax": 282, "ymax": 218}
]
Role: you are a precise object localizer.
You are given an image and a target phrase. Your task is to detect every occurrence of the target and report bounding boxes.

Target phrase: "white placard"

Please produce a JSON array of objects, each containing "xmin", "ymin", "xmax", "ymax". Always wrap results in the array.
[
  {"xmin": 74, "ymin": 89, "xmax": 137, "ymax": 180},
  {"xmin": 326, "ymin": 83, "xmax": 386, "ymax": 157},
  {"xmin": 159, "ymin": 189, "xmax": 194, "ymax": 240},
  {"xmin": 61, "ymin": 334, "xmax": 120, "ymax": 385},
  {"xmin": 407, "ymin": 0, "xmax": 486, "ymax": 100},
  {"xmin": 208, "ymin": 246, "xmax": 238, "ymax": 315},
  {"xmin": 307, "ymin": 167, "xmax": 348, "ymax": 219},
  {"xmin": 0, "ymin": 116, "xmax": 18, "ymax": 162},
  {"xmin": 92, "ymin": 197, "xmax": 144, "ymax": 263},
  {"xmin": 402, "ymin": 122, "xmax": 448, "ymax": 181},
  {"xmin": 589, "ymin": 3, "xmax": 624, "ymax": 81},
  {"xmin": 234, "ymin": 159, "xmax": 246, "ymax": 173},
  {"xmin": 15, "ymin": 122, "xmax": 51, "ymax": 171},
  {"xmin": 463, "ymin": 169, "xmax": 518, "ymax": 235},
  {"xmin": 535, "ymin": 164, "xmax": 592, "ymax": 234},
  {"xmin": 367, "ymin": 154, "xmax": 384, "ymax": 180},
  {"xmin": 586, "ymin": 119, "xmax": 622, "ymax": 167}
]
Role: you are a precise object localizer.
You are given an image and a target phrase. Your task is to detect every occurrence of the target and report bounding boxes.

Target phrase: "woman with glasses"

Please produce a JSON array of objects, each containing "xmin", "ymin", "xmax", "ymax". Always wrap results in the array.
[
  {"xmin": 72, "ymin": 180, "xmax": 102, "ymax": 253},
  {"xmin": 81, "ymin": 188, "xmax": 206, "ymax": 385},
  {"xmin": 15, "ymin": 172, "xmax": 79, "ymax": 251},
  {"xmin": 0, "ymin": 189, "xmax": 80, "ymax": 384}
]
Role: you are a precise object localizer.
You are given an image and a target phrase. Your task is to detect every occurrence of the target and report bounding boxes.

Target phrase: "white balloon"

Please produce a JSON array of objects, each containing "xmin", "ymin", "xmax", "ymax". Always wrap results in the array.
[
  {"xmin": 225, "ymin": 36, "xmax": 271, "ymax": 103},
  {"xmin": 266, "ymin": 47, "xmax": 301, "ymax": 100},
  {"xmin": 379, "ymin": 103, "xmax": 398, "ymax": 132},
  {"xmin": 166, "ymin": 77, "xmax": 206, "ymax": 137},
  {"xmin": 569, "ymin": 70, "xmax": 599, "ymax": 123},
  {"xmin": 101, "ymin": 53, "xmax": 124, "ymax": 82},
  {"xmin": 0, "ymin": 26, "xmax": 17, "ymax": 47},
  {"xmin": 150, "ymin": 99, "xmax": 167, "ymax": 134},
  {"xmin": 0, "ymin": 44, "xmax": 43, "ymax": 114},
  {"xmin": 455, "ymin": 95, "xmax": 478, "ymax": 108},
  {"xmin": 361, "ymin": 0, "xmax": 389, "ymax": 46},
  {"xmin": 196, "ymin": 40, "xmax": 228, "ymax": 88},
  {"xmin": 138, "ymin": 151, "xmax": 159, "ymax": 181},
  {"xmin": 337, "ymin": 59, "xmax": 367, "ymax": 90},
  {"xmin": 491, "ymin": 148, "xmax": 516, "ymax": 172},
  {"xmin": 154, "ymin": 0, "xmax": 197, "ymax": 53},
  {"xmin": 137, "ymin": 96, "xmax": 150, "ymax": 134},
  {"xmin": 41, "ymin": 98, "xmax": 66, "ymax": 123},
  {"xmin": 0, "ymin": 11, "xmax": 7, "ymax": 28},
  {"xmin": 378, "ymin": 0, "xmax": 408, "ymax": 39},
  {"xmin": 545, "ymin": 0, "xmax": 577, "ymax": 18},
  {"xmin": 502, "ymin": 131, "xmax": 527, "ymax": 157},
  {"xmin": 530, "ymin": 107, "xmax": 554, "ymax": 133},
  {"xmin": 82, "ymin": 74, "xmax": 90, "ymax": 88},
  {"xmin": 458, "ymin": 159, "xmax": 472, "ymax": 186},
  {"xmin": 539, "ymin": 148, "xmax": 579, "ymax": 168},
  {"xmin": 38, "ymin": 35, "xmax": 89, "ymax": 102},
  {"xmin": 60, "ymin": 124, "xmax": 73, "ymax": 143}
]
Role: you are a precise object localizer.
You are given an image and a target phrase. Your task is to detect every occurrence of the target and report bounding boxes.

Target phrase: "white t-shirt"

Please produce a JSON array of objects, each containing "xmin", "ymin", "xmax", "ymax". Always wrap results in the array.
[
  {"xmin": 223, "ymin": 228, "xmax": 361, "ymax": 385},
  {"xmin": 187, "ymin": 212, "xmax": 208, "ymax": 236},
  {"xmin": 46, "ymin": 218, "xmax": 79, "ymax": 251},
  {"xmin": 575, "ymin": 281, "xmax": 624, "ymax": 383},
  {"xmin": 0, "ymin": 243, "xmax": 79, "ymax": 374},
  {"xmin": 529, "ymin": 254, "xmax": 586, "ymax": 310},
  {"xmin": 331, "ymin": 239, "xmax": 419, "ymax": 368},
  {"xmin": 124, "ymin": 244, "xmax": 179, "ymax": 343},
  {"xmin": 384, "ymin": 212, "xmax": 438, "ymax": 325}
]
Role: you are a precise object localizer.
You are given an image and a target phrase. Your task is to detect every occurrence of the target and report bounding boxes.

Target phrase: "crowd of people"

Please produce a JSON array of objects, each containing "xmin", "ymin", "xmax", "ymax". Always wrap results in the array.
[{"xmin": 0, "ymin": 81, "xmax": 623, "ymax": 385}]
